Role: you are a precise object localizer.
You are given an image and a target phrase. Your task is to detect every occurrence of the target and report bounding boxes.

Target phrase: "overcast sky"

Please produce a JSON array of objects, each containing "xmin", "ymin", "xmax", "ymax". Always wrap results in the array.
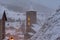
[
  {"xmin": 0, "ymin": 0, "xmax": 60, "ymax": 11},
  {"xmin": 31, "ymin": 0, "xmax": 60, "ymax": 9}
]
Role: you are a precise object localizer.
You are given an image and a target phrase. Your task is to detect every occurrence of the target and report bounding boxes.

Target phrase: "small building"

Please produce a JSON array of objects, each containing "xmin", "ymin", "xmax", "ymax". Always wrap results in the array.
[{"xmin": 0, "ymin": 11, "xmax": 7, "ymax": 40}]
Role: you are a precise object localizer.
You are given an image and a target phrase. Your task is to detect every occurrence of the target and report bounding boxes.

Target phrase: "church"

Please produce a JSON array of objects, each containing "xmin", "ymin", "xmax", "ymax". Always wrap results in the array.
[{"xmin": 0, "ymin": 10, "xmax": 37, "ymax": 40}]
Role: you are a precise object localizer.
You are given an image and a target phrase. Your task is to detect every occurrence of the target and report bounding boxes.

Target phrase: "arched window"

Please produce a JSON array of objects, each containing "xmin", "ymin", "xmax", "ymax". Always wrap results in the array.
[{"xmin": 28, "ymin": 16, "xmax": 30, "ymax": 26}]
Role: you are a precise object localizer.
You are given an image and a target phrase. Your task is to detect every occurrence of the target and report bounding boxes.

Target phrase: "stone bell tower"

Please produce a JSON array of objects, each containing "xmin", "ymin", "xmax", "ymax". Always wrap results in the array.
[{"xmin": 24, "ymin": 5, "xmax": 37, "ymax": 39}]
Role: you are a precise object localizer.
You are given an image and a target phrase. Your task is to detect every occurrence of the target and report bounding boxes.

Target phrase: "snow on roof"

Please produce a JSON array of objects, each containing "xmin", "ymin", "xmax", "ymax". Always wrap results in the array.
[
  {"xmin": 6, "ymin": 10, "xmax": 26, "ymax": 21},
  {"xmin": 0, "ymin": 5, "xmax": 26, "ymax": 21}
]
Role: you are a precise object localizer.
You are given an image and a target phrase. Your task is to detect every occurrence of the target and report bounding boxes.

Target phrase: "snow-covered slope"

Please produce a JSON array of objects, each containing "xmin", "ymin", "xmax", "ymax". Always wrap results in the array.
[{"xmin": 30, "ymin": 8, "xmax": 60, "ymax": 40}]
